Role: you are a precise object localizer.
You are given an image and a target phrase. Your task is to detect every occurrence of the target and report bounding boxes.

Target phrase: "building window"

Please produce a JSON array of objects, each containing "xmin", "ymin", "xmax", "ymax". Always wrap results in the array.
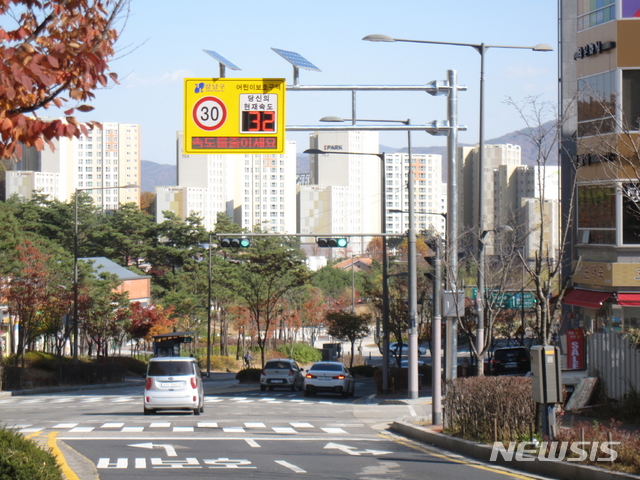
[
  {"xmin": 577, "ymin": 184, "xmax": 616, "ymax": 244},
  {"xmin": 577, "ymin": 70, "xmax": 616, "ymax": 137},
  {"xmin": 578, "ymin": 0, "xmax": 615, "ymax": 31},
  {"xmin": 623, "ymin": 183, "xmax": 640, "ymax": 244},
  {"xmin": 623, "ymin": 70, "xmax": 640, "ymax": 131}
]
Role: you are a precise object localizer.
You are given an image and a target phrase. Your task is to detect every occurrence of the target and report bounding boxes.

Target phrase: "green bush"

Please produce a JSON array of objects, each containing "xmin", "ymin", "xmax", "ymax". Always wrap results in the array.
[
  {"xmin": 236, "ymin": 368, "xmax": 261, "ymax": 383},
  {"xmin": 443, "ymin": 376, "xmax": 536, "ymax": 443},
  {"xmin": 0, "ymin": 427, "xmax": 63, "ymax": 480},
  {"xmin": 275, "ymin": 343, "xmax": 322, "ymax": 365},
  {"xmin": 197, "ymin": 355, "xmax": 240, "ymax": 372},
  {"xmin": 105, "ymin": 356, "xmax": 147, "ymax": 376}
]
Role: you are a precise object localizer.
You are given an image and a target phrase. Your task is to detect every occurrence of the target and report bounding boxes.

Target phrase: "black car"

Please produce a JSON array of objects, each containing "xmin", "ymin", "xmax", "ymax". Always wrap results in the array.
[{"xmin": 489, "ymin": 347, "xmax": 531, "ymax": 375}]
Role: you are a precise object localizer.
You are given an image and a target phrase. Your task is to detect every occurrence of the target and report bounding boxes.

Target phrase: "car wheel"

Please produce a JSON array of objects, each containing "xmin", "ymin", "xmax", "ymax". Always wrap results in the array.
[
  {"xmin": 143, "ymin": 407, "xmax": 154, "ymax": 415},
  {"xmin": 341, "ymin": 387, "xmax": 349, "ymax": 398},
  {"xmin": 303, "ymin": 389, "xmax": 310, "ymax": 397},
  {"xmin": 290, "ymin": 383, "xmax": 296, "ymax": 392},
  {"xmin": 260, "ymin": 385, "xmax": 266, "ymax": 392},
  {"xmin": 193, "ymin": 407, "xmax": 201, "ymax": 416},
  {"xmin": 268, "ymin": 386, "xmax": 274, "ymax": 391},
  {"xmin": 200, "ymin": 403, "xmax": 204, "ymax": 413},
  {"xmin": 350, "ymin": 383, "xmax": 355, "ymax": 397}
]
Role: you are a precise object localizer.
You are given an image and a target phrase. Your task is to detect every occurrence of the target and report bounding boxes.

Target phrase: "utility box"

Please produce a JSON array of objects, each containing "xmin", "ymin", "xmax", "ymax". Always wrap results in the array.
[
  {"xmin": 531, "ymin": 345, "xmax": 563, "ymax": 404},
  {"xmin": 322, "ymin": 343, "xmax": 341, "ymax": 361}
]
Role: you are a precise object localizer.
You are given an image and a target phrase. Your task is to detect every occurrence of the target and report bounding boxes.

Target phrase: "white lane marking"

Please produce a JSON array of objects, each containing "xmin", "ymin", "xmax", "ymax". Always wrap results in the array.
[
  {"xmin": 408, "ymin": 405, "xmax": 417, "ymax": 416},
  {"xmin": 101, "ymin": 423, "xmax": 124, "ymax": 428},
  {"xmin": 272, "ymin": 427, "xmax": 296, "ymax": 434},
  {"xmin": 322, "ymin": 427, "xmax": 347, "ymax": 434},
  {"xmin": 53, "ymin": 423, "xmax": 78, "ymax": 428},
  {"xmin": 82, "ymin": 397, "xmax": 103, "ymax": 403},
  {"xmin": 275, "ymin": 460, "xmax": 306, "ymax": 473},
  {"xmin": 197, "ymin": 422, "xmax": 218, "ymax": 428},
  {"xmin": 244, "ymin": 422, "xmax": 265, "ymax": 428},
  {"xmin": 51, "ymin": 398, "xmax": 74, "ymax": 403},
  {"xmin": 245, "ymin": 438, "xmax": 260, "ymax": 448},
  {"xmin": 19, "ymin": 428, "xmax": 42, "ymax": 433},
  {"xmin": 122, "ymin": 427, "xmax": 144, "ymax": 432},
  {"xmin": 69, "ymin": 427, "xmax": 94, "ymax": 433},
  {"xmin": 173, "ymin": 426, "xmax": 193, "ymax": 432},
  {"xmin": 149, "ymin": 422, "xmax": 170, "ymax": 428},
  {"xmin": 290, "ymin": 422, "xmax": 313, "ymax": 428},
  {"xmin": 223, "ymin": 427, "xmax": 245, "ymax": 433}
]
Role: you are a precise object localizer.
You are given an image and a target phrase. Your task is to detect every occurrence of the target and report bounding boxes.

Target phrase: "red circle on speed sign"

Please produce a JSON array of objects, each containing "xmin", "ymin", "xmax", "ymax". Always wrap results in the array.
[{"xmin": 193, "ymin": 96, "xmax": 227, "ymax": 131}]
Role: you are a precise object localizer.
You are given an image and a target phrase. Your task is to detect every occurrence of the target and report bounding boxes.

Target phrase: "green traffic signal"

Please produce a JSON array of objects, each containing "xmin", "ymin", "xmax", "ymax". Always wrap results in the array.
[
  {"xmin": 316, "ymin": 237, "xmax": 348, "ymax": 248},
  {"xmin": 220, "ymin": 238, "xmax": 251, "ymax": 248}
]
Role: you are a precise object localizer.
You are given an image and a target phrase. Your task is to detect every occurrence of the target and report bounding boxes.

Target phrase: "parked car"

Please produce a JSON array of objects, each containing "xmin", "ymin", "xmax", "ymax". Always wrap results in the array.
[
  {"xmin": 260, "ymin": 359, "xmax": 304, "ymax": 392},
  {"xmin": 143, "ymin": 357, "xmax": 204, "ymax": 415},
  {"xmin": 303, "ymin": 361, "xmax": 355, "ymax": 398},
  {"xmin": 488, "ymin": 347, "xmax": 531, "ymax": 375},
  {"xmin": 389, "ymin": 342, "xmax": 427, "ymax": 356}
]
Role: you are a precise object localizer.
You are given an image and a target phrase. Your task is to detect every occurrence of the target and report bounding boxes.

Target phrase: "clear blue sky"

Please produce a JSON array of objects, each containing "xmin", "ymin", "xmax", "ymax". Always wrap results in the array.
[{"xmin": 61, "ymin": 0, "xmax": 558, "ymax": 164}]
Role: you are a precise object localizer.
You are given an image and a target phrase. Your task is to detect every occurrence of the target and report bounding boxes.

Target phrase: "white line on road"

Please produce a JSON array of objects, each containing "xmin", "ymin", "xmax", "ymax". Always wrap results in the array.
[
  {"xmin": 275, "ymin": 460, "xmax": 306, "ymax": 473},
  {"xmin": 245, "ymin": 439, "xmax": 260, "ymax": 448},
  {"xmin": 408, "ymin": 405, "xmax": 417, "ymax": 417}
]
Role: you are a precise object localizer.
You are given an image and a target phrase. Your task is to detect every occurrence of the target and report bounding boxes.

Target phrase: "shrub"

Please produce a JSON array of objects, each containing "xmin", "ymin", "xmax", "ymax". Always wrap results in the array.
[
  {"xmin": 105, "ymin": 356, "xmax": 147, "ymax": 376},
  {"xmin": 555, "ymin": 420, "xmax": 640, "ymax": 474},
  {"xmin": 236, "ymin": 368, "xmax": 261, "ymax": 383},
  {"xmin": 0, "ymin": 427, "xmax": 63, "ymax": 480},
  {"xmin": 198, "ymin": 355, "xmax": 240, "ymax": 372},
  {"xmin": 274, "ymin": 343, "xmax": 322, "ymax": 365},
  {"xmin": 444, "ymin": 376, "xmax": 536, "ymax": 443}
]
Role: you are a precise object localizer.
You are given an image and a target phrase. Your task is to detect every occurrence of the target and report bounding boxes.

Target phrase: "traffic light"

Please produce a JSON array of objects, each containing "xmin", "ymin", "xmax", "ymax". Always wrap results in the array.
[
  {"xmin": 316, "ymin": 237, "xmax": 348, "ymax": 248},
  {"xmin": 220, "ymin": 238, "xmax": 251, "ymax": 248}
]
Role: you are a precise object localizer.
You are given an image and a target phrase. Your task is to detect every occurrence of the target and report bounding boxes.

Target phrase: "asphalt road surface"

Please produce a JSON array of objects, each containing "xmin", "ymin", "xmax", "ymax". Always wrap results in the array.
[{"xmin": 0, "ymin": 378, "xmax": 549, "ymax": 479}]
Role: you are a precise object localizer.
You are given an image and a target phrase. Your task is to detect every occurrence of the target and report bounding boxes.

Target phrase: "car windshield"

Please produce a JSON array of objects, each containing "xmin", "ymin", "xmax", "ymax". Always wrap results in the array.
[
  {"xmin": 265, "ymin": 361, "xmax": 291, "ymax": 369},
  {"xmin": 148, "ymin": 361, "xmax": 195, "ymax": 376},
  {"xmin": 310, "ymin": 363, "xmax": 342, "ymax": 372}
]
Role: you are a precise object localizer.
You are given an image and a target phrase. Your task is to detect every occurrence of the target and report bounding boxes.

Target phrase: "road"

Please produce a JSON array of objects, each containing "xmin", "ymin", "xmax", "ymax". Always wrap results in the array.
[{"xmin": 0, "ymin": 377, "xmax": 549, "ymax": 479}]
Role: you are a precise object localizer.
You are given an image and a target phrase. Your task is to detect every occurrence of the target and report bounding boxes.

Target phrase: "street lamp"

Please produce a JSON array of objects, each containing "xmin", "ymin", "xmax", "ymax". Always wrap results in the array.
[
  {"xmin": 73, "ymin": 184, "xmax": 139, "ymax": 363},
  {"xmin": 303, "ymin": 147, "xmax": 392, "ymax": 394},
  {"xmin": 319, "ymin": 116, "xmax": 420, "ymax": 399},
  {"xmin": 364, "ymin": 33, "xmax": 552, "ymax": 380}
]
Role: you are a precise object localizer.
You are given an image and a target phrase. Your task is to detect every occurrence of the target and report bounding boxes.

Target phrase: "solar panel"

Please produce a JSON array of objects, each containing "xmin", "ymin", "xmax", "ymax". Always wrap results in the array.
[
  {"xmin": 271, "ymin": 48, "xmax": 321, "ymax": 72},
  {"xmin": 202, "ymin": 50, "xmax": 241, "ymax": 70}
]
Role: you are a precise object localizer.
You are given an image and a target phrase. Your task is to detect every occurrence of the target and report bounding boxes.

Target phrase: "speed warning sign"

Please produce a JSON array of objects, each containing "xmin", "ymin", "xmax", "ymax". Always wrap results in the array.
[{"xmin": 184, "ymin": 78, "xmax": 286, "ymax": 154}]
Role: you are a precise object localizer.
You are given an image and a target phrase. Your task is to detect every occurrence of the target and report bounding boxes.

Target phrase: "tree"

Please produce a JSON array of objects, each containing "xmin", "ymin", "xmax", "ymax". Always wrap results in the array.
[
  {"xmin": 506, "ymin": 96, "xmax": 578, "ymax": 345},
  {"xmin": 224, "ymin": 236, "xmax": 309, "ymax": 367},
  {"xmin": 126, "ymin": 302, "xmax": 173, "ymax": 357},
  {"xmin": 325, "ymin": 310, "xmax": 371, "ymax": 370},
  {"xmin": 2, "ymin": 239, "xmax": 62, "ymax": 365},
  {"xmin": 0, "ymin": 0, "xmax": 130, "ymax": 159},
  {"xmin": 79, "ymin": 271, "xmax": 129, "ymax": 358}
]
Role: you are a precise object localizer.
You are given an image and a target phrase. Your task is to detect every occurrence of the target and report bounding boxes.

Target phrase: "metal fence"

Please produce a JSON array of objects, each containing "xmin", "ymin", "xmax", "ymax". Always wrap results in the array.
[{"xmin": 587, "ymin": 332, "xmax": 640, "ymax": 401}]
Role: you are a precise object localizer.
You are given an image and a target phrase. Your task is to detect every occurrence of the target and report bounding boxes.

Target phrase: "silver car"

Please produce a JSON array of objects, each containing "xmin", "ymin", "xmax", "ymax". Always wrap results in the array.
[
  {"xmin": 143, "ymin": 357, "xmax": 204, "ymax": 415},
  {"xmin": 260, "ymin": 359, "xmax": 304, "ymax": 391},
  {"xmin": 303, "ymin": 361, "xmax": 355, "ymax": 398}
]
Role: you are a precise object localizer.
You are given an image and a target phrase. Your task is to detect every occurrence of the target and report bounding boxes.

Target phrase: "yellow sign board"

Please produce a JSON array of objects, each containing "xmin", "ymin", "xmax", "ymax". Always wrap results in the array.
[{"xmin": 184, "ymin": 78, "xmax": 286, "ymax": 154}]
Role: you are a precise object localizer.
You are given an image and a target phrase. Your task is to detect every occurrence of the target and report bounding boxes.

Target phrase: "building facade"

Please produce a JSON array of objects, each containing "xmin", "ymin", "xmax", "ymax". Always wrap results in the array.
[
  {"xmin": 561, "ymin": 0, "xmax": 640, "ymax": 334},
  {"xmin": 306, "ymin": 131, "xmax": 381, "ymax": 255},
  {"xmin": 5, "ymin": 121, "xmax": 141, "ymax": 208}
]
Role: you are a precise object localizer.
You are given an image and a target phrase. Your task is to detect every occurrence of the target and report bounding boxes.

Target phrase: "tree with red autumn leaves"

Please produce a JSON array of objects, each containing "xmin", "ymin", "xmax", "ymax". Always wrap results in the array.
[
  {"xmin": 0, "ymin": 0, "xmax": 129, "ymax": 159},
  {"xmin": 126, "ymin": 302, "xmax": 175, "ymax": 357}
]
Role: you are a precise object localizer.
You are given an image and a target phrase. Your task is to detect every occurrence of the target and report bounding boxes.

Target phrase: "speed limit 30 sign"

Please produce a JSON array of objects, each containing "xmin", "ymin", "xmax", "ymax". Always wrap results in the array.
[{"xmin": 184, "ymin": 78, "xmax": 286, "ymax": 154}]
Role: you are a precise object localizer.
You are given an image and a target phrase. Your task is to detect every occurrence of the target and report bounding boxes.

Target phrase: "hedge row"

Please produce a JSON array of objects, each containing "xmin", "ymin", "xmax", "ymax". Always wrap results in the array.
[{"xmin": 444, "ymin": 376, "xmax": 536, "ymax": 443}]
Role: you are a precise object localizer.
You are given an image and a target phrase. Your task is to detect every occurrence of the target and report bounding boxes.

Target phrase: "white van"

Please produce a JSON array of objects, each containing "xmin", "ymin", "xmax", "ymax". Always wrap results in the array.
[{"xmin": 143, "ymin": 357, "xmax": 204, "ymax": 415}]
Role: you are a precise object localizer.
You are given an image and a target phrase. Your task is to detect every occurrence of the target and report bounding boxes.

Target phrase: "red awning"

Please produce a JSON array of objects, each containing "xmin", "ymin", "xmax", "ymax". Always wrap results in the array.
[
  {"xmin": 617, "ymin": 293, "xmax": 640, "ymax": 306},
  {"xmin": 563, "ymin": 289, "xmax": 612, "ymax": 309}
]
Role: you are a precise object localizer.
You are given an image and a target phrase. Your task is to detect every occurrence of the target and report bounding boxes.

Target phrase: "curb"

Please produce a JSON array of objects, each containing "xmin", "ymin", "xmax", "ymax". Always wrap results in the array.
[
  {"xmin": 390, "ymin": 420, "xmax": 640, "ymax": 480},
  {"xmin": 2, "ymin": 380, "xmax": 146, "ymax": 397}
]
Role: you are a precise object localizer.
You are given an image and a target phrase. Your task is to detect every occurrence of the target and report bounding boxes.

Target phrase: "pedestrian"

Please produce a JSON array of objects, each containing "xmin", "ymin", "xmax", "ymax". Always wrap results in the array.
[{"xmin": 244, "ymin": 351, "xmax": 253, "ymax": 368}]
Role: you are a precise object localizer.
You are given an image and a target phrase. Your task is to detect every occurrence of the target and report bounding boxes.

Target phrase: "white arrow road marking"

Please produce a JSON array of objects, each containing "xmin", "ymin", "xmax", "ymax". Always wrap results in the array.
[
  {"xmin": 275, "ymin": 460, "xmax": 307, "ymax": 473},
  {"xmin": 129, "ymin": 442, "xmax": 178, "ymax": 457},
  {"xmin": 324, "ymin": 443, "xmax": 392, "ymax": 456}
]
